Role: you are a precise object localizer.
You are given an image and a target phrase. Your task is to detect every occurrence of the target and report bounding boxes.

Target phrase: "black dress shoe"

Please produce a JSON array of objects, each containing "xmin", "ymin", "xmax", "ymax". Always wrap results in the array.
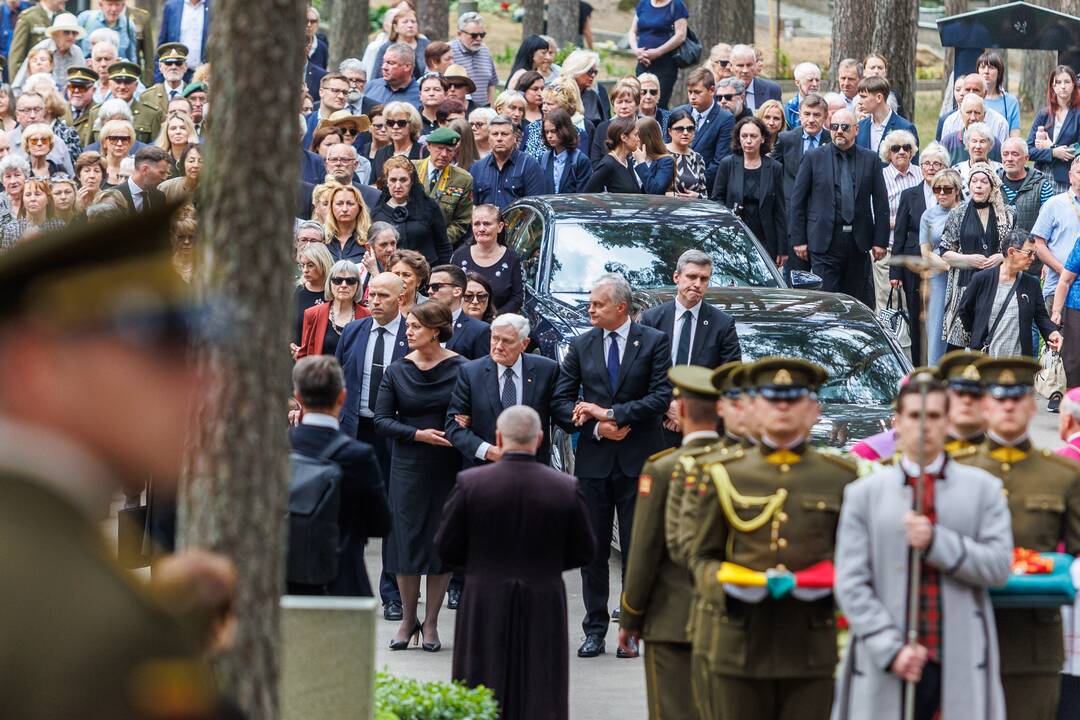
[
  {"xmin": 616, "ymin": 636, "xmax": 639, "ymax": 658},
  {"xmin": 578, "ymin": 634, "xmax": 605, "ymax": 658},
  {"xmin": 1049, "ymin": 392, "xmax": 1063, "ymax": 414},
  {"xmin": 447, "ymin": 587, "xmax": 461, "ymax": 610},
  {"xmin": 383, "ymin": 601, "xmax": 403, "ymax": 621},
  {"xmin": 611, "ymin": 607, "xmax": 620, "ymax": 621}
]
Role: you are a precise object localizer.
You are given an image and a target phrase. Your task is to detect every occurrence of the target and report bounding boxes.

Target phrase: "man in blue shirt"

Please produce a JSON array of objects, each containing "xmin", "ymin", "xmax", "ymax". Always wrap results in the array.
[
  {"xmin": 469, "ymin": 115, "xmax": 542, "ymax": 210},
  {"xmin": 365, "ymin": 42, "xmax": 420, "ymax": 107},
  {"xmin": 1035, "ymin": 157, "xmax": 1080, "ymax": 313}
]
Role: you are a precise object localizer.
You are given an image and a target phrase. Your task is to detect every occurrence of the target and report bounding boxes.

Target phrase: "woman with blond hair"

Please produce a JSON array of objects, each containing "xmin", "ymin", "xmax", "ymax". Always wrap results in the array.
[
  {"xmin": 154, "ymin": 110, "xmax": 198, "ymax": 178},
  {"xmin": 98, "ymin": 118, "xmax": 136, "ymax": 187},
  {"xmin": 21, "ymin": 123, "xmax": 62, "ymax": 179},
  {"xmin": 493, "ymin": 89, "xmax": 527, "ymax": 137},
  {"xmin": 310, "ymin": 180, "xmax": 336, "ymax": 226},
  {"xmin": 325, "ymin": 183, "xmax": 372, "ymax": 263},
  {"xmin": 373, "ymin": 101, "xmax": 424, "ymax": 182},
  {"xmin": 561, "ymin": 49, "xmax": 608, "ymax": 126},
  {"xmin": 755, "ymin": 99, "xmax": 787, "ymax": 142},
  {"xmin": 292, "ymin": 241, "xmax": 335, "ymax": 348}
]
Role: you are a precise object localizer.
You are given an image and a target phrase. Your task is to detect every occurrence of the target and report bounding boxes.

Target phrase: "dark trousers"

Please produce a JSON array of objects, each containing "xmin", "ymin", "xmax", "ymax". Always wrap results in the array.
[
  {"xmin": 579, "ymin": 471, "xmax": 636, "ymax": 636},
  {"xmin": 1004, "ymin": 672, "xmax": 1060, "ymax": 720},
  {"xmin": 710, "ymin": 675, "xmax": 834, "ymax": 719},
  {"xmin": 913, "ymin": 660, "xmax": 942, "ymax": 720},
  {"xmin": 1059, "ymin": 674, "xmax": 1080, "ymax": 720},
  {"xmin": 897, "ymin": 267, "xmax": 923, "ymax": 365},
  {"xmin": 810, "ymin": 229, "xmax": 872, "ymax": 304},
  {"xmin": 357, "ymin": 416, "xmax": 399, "ymax": 606},
  {"xmin": 637, "ymin": 52, "xmax": 678, "ymax": 110}
]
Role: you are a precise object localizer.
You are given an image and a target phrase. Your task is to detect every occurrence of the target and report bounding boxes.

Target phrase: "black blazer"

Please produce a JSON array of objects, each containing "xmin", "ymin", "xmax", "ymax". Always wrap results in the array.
[
  {"xmin": 955, "ymin": 268, "xmax": 1055, "ymax": 357},
  {"xmin": 711, "ymin": 154, "xmax": 788, "ymax": 256},
  {"xmin": 771, "ymin": 126, "xmax": 830, "ymax": 203},
  {"xmin": 446, "ymin": 312, "xmax": 491, "ymax": 360},
  {"xmin": 583, "ymin": 154, "xmax": 642, "ymax": 194},
  {"xmin": 444, "ymin": 354, "xmax": 563, "ymax": 468},
  {"xmin": 335, "ymin": 316, "xmax": 409, "ymax": 438},
  {"xmin": 114, "ymin": 181, "xmax": 166, "ymax": 214},
  {"xmin": 540, "ymin": 148, "xmax": 592, "ymax": 194},
  {"xmin": 789, "ymin": 143, "xmax": 890, "ymax": 254},
  {"xmin": 370, "ymin": 190, "xmax": 452, "ymax": 267},
  {"xmin": 551, "ymin": 322, "xmax": 672, "ymax": 478},
  {"xmin": 639, "ymin": 299, "xmax": 742, "ymax": 369},
  {"xmin": 889, "ymin": 183, "xmax": 929, "ymax": 281},
  {"xmin": 288, "ymin": 423, "xmax": 391, "ymax": 597}
]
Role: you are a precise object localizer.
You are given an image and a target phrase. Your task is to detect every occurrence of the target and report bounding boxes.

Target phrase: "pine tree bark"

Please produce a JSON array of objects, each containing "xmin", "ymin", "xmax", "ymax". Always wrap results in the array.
[
  {"xmin": 548, "ymin": 0, "xmax": 579, "ymax": 48},
  {"xmin": 828, "ymin": 0, "xmax": 874, "ymax": 89},
  {"xmin": 417, "ymin": 0, "xmax": 449, "ymax": 41},
  {"xmin": 941, "ymin": 0, "xmax": 968, "ymax": 104},
  {"xmin": 329, "ymin": 0, "xmax": 369, "ymax": 69},
  {"xmin": 522, "ymin": 0, "xmax": 545, "ymax": 39},
  {"xmin": 177, "ymin": 0, "xmax": 306, "ymax": 718},
  {"xmin": 872, "ymin": 0, "xmax": 919, "ymax": 120}
]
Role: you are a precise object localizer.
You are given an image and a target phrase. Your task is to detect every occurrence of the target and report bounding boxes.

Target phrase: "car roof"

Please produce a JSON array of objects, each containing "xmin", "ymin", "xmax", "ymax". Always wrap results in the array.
[
  {"xmin": 516, "ymin": 193, "xmax": 743, "ymax": 224},
  {"xmin": 644, "ymin": 286, "xmax": 881, "ymax": 326}
]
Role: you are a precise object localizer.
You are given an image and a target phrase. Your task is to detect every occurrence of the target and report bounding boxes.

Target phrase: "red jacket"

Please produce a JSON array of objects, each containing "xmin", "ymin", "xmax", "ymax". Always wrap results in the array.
[{"xmin": 296, "ymin": 302, "xmax": 370, "ymax": 359}]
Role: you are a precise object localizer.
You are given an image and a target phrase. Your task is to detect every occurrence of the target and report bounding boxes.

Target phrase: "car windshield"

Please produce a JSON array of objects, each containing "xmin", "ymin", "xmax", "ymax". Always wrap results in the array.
[
  {"xmin": 547, "ymin": 221, "xmax": 780, "ymax": 292},
  {"xmin": 735, "ymin": 321, "xmax": 906, "ymax": 405}
]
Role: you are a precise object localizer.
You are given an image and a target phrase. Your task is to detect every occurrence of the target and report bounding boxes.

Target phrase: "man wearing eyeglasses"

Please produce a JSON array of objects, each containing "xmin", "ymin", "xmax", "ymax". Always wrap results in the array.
[
  {"xmin": 139, "ymin": 43, "xmax": 189, "ymax": 115},
  {"xmin": 790, "ymin": 107, "xmax": 889, "ymax": 306},
  {"xmin": 86, "ymin": 60, "xmax": 162, "ymax": 144},
  {"xmin": 11, "ymin": 90, "xmax": 74, "ymax": 175},
  {"xmin": 302, "ymin": 72, "xmax": 351, "ymax": 149},
  {"xmin": 450, "ymin": 12, "xmax": 498, "ymax": 108}
]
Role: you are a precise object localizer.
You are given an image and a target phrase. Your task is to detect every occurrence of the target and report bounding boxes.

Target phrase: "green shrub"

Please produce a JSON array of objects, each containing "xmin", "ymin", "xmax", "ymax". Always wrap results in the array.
[{"xmin": 375, "ymin": 671, "xmax": 499, "ymax": 720}]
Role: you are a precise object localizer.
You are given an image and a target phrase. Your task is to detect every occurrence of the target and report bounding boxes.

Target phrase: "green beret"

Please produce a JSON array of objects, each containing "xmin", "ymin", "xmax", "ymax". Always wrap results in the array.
[
  {"xmin": 426, "ymin": 127, "xmax": 461, "ymax": 146},
  {"xmin": 182, "ymin": 81, "xmax": 208, "ymax": 98}
]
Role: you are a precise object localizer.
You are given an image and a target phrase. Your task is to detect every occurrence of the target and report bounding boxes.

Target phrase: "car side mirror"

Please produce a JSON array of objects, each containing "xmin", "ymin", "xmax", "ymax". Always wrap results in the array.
[{"xmin": 789, "ymin": 270, "xmax": 823, "ymax": 290}]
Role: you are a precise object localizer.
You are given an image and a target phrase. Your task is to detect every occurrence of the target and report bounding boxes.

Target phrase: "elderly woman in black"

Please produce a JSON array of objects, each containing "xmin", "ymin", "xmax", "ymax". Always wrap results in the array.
[
  {"xmin": 938, "ymin": 161, "xmax": 1015, "ymax": 349},
  {"xmin": 371, "ymin": 155, "xmax": 451, "ymax": 267},
  {"xmin": 712, "ymin": 116, "xmax": 787, "ymax": 266},
  {"xmin": 372, "ymin": 101, "xmax": 425, "ymax": 181},
  {"xmin": 450, "ymin": 204, "xmax": 524, "ymax": 314}
]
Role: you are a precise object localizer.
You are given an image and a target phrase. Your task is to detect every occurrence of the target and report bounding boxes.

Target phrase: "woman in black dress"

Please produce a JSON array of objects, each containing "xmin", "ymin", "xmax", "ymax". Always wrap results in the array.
[
  {"xmin": 371, "ymin": 156, "xmax": 451, "ymax": 267},
  {"xmin": 711, "ymin": 116, "xmax": 787, "ymax": 266},
  {"xmin": 374, "ymin": 300, "xmax": 465, "ymax": 653},
  {"xmin": 449, "ymin": 204, "xmax": 524, "ymax": 314},
  {"xmin": 583, "ymin": 116, "xmax": 643, "ymax": 194}
]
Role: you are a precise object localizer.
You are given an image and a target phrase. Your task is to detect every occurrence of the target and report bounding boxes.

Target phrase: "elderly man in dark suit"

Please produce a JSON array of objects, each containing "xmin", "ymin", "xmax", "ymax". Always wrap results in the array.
[
  {"xmin": 446, "ymin": 313, "xmax": 562, "ymax": 468},
  {"xmin": 429, "ymin": 264, "xmax": 491, "ymax": 360},
  {"xmin": 640, "ymin": 249, "xmax": 740, "ymax": 447},
  {"xmin": 672, "ymin": 66, "xmax": 734, "ymax": 191},
  {"xmin": 551, "ymin": 272, "xmax": 672, "ymax": 658},
  {"xmin": 335, "ymin": 271, "xmax": 409, "ymax": 618},
  {"xmin": 790, "ymin": 107, "xmax": 890, "ymax": 305},
  {"xmin": 289, "ymin": 355, "xmax": 391, "ymax": 597},
  {"xmin": 436, "ymin": 405, "xmax": 594, "ymax": 720},
  {"xmin": 730, "ymin": 43, "xmax": 781, "ymax": 111}
]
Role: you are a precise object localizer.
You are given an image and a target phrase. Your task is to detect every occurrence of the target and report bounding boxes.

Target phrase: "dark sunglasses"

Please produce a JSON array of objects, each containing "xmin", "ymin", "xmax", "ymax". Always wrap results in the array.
[
  {"xmin": 932, "ymin": 185, "xmax": 956, "ymax": 195},
  {"xmin": 447, "ymin": 81, "xmax": 469, "ymax": 90},
  {"xmin": 426, "ymin": 282, "xmax": 452, "ymax": 292},
  {"xmin": 330, "ymin": 276, "xmax": 359, "ymax": 286},
  {"xmin": 671, "ymin": 124, "xmax": 695, "ymax": 134},
  {"xmin": 340, "ymin": 126, "xmax": 359, "ymax": 135},
  {"xmin": 586, "ymin": 68, "xmax": 598, "ymax": 77},
  {"xmin": 106, "ymin": 135, "xmax": 132, "ymax": 143},
  {"xmin": 716, "ymin": 93, "xmax": 737, "ymax": 101},
  {"xmin": 464, "ymin": 31, "xmax": 486, "ymax": 40},
  {"xmin": 829, "ymin": 122, "xmax": 852, "ymax": 132},
  {"xmin": 386, "ymin": 118, "xmax": 409, "ymax": 128},
  {"xmin": 464, "ymin": 292, "xmax": 489, "ymax": 303},
  {"xmin": 890, "ymin": 144, "xmax": 912, "ymax": 153},
  {"xmin": 161, "ymin": 59, "xmax": 186, "ymax": 67},
  {"xmin": 715, "ymin": 59, "xmax": 731, "ymax": 67},
  {"xmin": 641, "ymin": 88, "xmax": 659, "ymax": 96}
]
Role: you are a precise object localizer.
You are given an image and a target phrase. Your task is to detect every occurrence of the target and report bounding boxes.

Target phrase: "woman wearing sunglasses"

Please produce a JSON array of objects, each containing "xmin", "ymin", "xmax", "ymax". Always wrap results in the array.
[
  {"xmin": 562, "ymin": 49, "xmax": 609, "ymax": 127},
  {"xmin": 873, "ymin": 129, "xmax": 923, "ymax": 321},
  {"xmin": 20, "ymin": 123, "xmax": 62, "ymax": 179},
  {"xmin": 463, "ymin": 271, "xmax": 496, "ymax": 322},
  {"xmin": 295, "ymin": 259, "xmax": 371, "ymax": 359},
  {"xmin": 664, "ymin": 107, "xmax": 707, "ymax": 197},
  {"xmin": 919, "ymin": 169, "xmax": 963, "ymax": 363},
  {"xmin": 372, "ymin": 101, "xmax": 425, "ymax": 183},
  {"xmin": 636, "ymin": 72, "xmax": 670, "ymax": 138},
  {"xmin": 98, "ymin": 119, "xmax": 136, "ymax": 188}
]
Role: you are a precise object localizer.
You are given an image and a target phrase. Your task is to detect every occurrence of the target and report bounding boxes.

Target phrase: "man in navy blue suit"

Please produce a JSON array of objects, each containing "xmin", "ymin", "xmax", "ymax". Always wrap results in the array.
[
  {"xmin": 445, "ymin": 313, "xmax": 563, "ymax": 468},
  {"xmin": 672, "ymin": 67, "xmax": 733, "ymax": 192},
  {"xmin": 289, "ymin": 355, "xmax": 390, "ymax": 597},
  {"xmin": 639, "ymin": 249, "xmax": 741, "ymax": 447},
  {"xmin": 551, "ymin": 273, "xmax": 672, "ymax": 659},
  {"xmin": 855, "ymin": 76, "xmax": 919, "ymax": 160},
  {"xmin": 335, "ymin": 271, "xmax": 410, "ymax": 617},
  {"xmin": 156, "ymin": 0, "xmax": 210, "ymax": 83},
  {"xmin": 428, "ymin": 264, "xmax": 491, "ymax": 360},
  {"xmin": 789, "ymin": 108, "xmax": 890, "ymax": 305},
  {"xmin": 730, "ymin": 44, "xmax": 781, "ymax": 111}
]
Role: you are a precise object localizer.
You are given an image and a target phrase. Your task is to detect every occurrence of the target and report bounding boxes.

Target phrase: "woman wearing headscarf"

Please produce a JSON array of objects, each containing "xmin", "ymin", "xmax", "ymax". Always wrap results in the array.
[{"xmin": 937, "ymin": 162, "xmax": 1015, "ymax": 350}]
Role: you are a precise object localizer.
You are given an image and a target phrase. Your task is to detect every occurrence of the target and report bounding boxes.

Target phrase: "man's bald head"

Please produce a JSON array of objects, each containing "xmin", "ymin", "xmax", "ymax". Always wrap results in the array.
[
  {"xmin": 496, "ymin": 405, "xmax": 543, "ymax": 453},
  {"xmin": 830, "ymin": 108, "xmax": 857, "ymax": 149},
  {"xmin": 367, "ymin": 271, "xmax": 404, "ymax": 323},
  {"xmin": 962, "ymin": 73, "xmax": 988, "ymax": 98}
]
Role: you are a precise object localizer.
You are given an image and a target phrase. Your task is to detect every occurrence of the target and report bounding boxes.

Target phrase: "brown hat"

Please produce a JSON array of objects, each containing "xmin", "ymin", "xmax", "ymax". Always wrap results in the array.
[
  {"xmin": 442, "ymin": 64, "xmax": 476, "ymax": 94},
  {"xmin": 322, "ymin": 109, "xmax": 371, "ymax": 133}
]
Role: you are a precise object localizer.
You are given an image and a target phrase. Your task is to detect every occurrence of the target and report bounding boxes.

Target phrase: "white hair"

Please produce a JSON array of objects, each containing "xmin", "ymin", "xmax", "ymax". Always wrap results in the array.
[
  {"xmin": 730, "ymin": 44, "xmax": 755, "ymax": 62},
  {"xmin": 593, "ymin": 273, "xmax": 632, "ymax": 308},
  {"xmin": 94, "ymin": 97, "xmax": 133, "ymax": 129},
  {"xmin": 920, "ymin": 141, "xmax": 951, "ymax": 166},
  {"xmin": 793, "ymin": 62, "xmax": 821, "ymax": 82},
  {"xmin": 338, "ymin": 58, "xmax": 365, "ymax": 76},
  {"xmin": 1062, "ymin": 395, "xmax": 1080, "ymax": 423},
  {"xmin": 561, "ymin": 49, "xmax": 600, "ymax": 79},
  {"xmin": 88, "ymin": 28, "xmax": 120, "ymax": 48},
  {"xmin": 879, "ymin": 129, "xmax": 918, "ymax": 163},
  {"xmin": 963, "ymin": 121, "xmax": 994, "ymax": 145},
  {"xmin": 468, "ymin": 107, "xmax": 496, "ymax": 126},
  {"xmin": 823, "ymin": 92, "xmax": 847, "ymax": 109},
  {"xmin": 324, "ymin": 259, "xmax": 360, "ymax": 300},
  {"xmin": 457, "ymin": 11, "xmax": 484, "ymax": 30},
  {"xmin": 496, "ymin": 405, "xmax": 542, "ymax": 447},
  {"xmin": 1001, "ymin": 136, "xmax": 1029, "ymax": 156},
  {"xmin": 0, "ymin": 154, "xmax": 29, "ymax": 176},
  {"xmin": 491, "ymin": 313, "xmax": 531, "ymax": 342}
]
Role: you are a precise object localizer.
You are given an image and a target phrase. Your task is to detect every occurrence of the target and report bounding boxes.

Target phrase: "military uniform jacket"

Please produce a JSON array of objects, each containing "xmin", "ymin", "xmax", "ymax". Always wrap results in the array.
[
  {"xmin": 126, "ymin": 6, "xmax": 157, "ymax": 85},
  {"xmin": 140, "ymin": 82, "xmax": 187, "ymax": 116},
  {"xmin": 413, "ymin": 160, "xmax": 473, "ymax": 247},
  {"xmin": 7, "ymin": 4, "xmax": 54, "ymax": 81},
  {"xmin": 87, "ymin": 98, "xmax": 163, "ymax": 145},
  {"xmin": 0, "ymin": 471, "xmax": 210, "ymax": 719},
  {"xmin": 665, "ymin": 434, "xmax": 744, "ymax": 568},
  {"xmin": 954, "ymin": 437, "xmax": 1080, "ymax": 674},
  {"xmin": 621, "ymin": 435, "xmax": 719, "ymax": 643},
  {"xmin": 687, "ymin": 442, "xmax": 857, "ymax": 678},
  {"xmin": 73, "ymin": 103, "xmax": 99, "ymax": 152}
]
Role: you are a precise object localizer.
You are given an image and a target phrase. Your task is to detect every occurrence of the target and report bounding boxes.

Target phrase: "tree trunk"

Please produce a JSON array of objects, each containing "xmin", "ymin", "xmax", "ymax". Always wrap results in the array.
[
  {"xmin": 177, "ymin": 0, "xmax": 306, "ymax": 717},
  {"xmin": 941, "ymin": 0, "xmax": 967, "ymax": 104},
  {"xmin": 828, "ymin": 0, "xmax": 874, "ymax": 89},
  {"xmin": 872, "ymin": 0, "xmax": 919, "ymax": 120},
  {"xmin": 522, "ymin": 0, "xmax": 544, "ymax": 39},
  {"xmin": 417, "ymin": 0, "xmax": 448, "ymax": 41},
  {"xmin": 330, "ymin": 0, "xmax": 369, "ymax": 69},
  {"xmin": 548, "ymin": 0, "xmax": 578, "ymax": 48}
]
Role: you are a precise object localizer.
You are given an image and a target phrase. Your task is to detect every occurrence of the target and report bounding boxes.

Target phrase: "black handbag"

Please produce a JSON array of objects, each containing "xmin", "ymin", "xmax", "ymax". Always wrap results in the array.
[{"xmin": 672, "ymin": 27, "xmax": 702, "ymax": 69}]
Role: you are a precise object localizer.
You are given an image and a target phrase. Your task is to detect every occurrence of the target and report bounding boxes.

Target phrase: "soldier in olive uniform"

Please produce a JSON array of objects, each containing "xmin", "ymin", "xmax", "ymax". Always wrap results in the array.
[
  {"xmin": 413, "ymin": 127, "xmax": 474, "ymax": 247},
  {"xmin": 7, "ymin": 0, "xmax": 62, "ymax": 79},
  {"xmin": 620, "ymin": 365, "xmax": 722, "ymax": 719},
  {"xmin": 0, "ymin": 205, "xmax": 231, "ymax": 718},
  {"xmin": 141, "ymin": 43, "xmax": 191, "ymax": 116},
  {"xmin": 688, "ymin": 357, "xmax": 858, "ymax": 720},
  {"xmin": 67, "ymin": 64, "xmax": 100, "ymax": 151},
  {"xmin": 951, "ymin": 357, "xmax": 1080, "ymax": 720},
  {"xmin": 86, "ymin": 60, "xmax": 163, "ymax": 145},
  {"xmin": 937, "ymin": 350, "xmax": 988, "ymax": 454}
]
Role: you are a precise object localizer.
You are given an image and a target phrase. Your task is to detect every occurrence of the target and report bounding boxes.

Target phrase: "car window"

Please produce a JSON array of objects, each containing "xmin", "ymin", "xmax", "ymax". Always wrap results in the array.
[
  {"xmin": 735, "ymin": 322, "xmax": 906, "ymax": 405},
  {"xmin": 547, "ymin": 221, "xmax": 780, "ymax": 292},
  {"xmin": 509, "ymin": 210, "xmax": 545, "ymax": 289}
]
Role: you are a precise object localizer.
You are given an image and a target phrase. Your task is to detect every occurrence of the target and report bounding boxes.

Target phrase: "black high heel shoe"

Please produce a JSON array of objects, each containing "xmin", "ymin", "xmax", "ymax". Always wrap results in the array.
[
  {"xmin": 421, "ymin": 623, "xmax": 441, "ymax": 653},
  {"xmin": 389, "ymin": 621, "xmax": 421, "ymax": 651}
]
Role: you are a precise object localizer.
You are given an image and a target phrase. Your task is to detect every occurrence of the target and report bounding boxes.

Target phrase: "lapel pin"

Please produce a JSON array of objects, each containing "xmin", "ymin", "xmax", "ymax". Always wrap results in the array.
[
  {"xmin": 703, "ymin": 320, "xmax": 709, "ymax": 326},
  {"xmin": 633, "ymin": 340, "xmax": 640, "ymax": 347},
  {"xmin": 527, "ymin": 378, "xmax": 533, "ymax": 383},
  {"xmin": 399, "ymin": 341, "xmax": 405, "ymax": 346}
]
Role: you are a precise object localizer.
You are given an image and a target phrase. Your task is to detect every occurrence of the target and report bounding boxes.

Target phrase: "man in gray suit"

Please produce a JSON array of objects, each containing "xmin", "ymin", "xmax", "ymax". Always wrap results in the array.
[{"xmin": 832, "ymin": 373, "xmax": 1012, "ymax": 720}]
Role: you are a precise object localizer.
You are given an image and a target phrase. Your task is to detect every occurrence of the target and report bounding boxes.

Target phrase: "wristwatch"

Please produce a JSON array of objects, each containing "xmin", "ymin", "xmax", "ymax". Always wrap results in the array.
[{"xmin": 605, "ymin": 409, "xmax": 615, "ymax": 421}]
